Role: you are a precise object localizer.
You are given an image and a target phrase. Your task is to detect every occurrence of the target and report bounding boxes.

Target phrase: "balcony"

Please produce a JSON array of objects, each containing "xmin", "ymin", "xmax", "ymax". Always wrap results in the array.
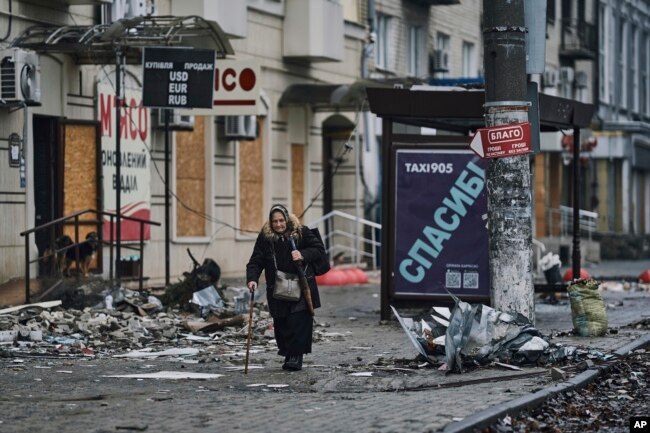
[
  {"xmin": 283, "ymin": 0, "xmax": 344, "ymax": 62},
  {"xmin": 171, "ymin": 0, "xmax": 247, "ymax": 39},
  {"xmin": 559, "ymin": 18, "xmax": 597, "ymax": 60}
]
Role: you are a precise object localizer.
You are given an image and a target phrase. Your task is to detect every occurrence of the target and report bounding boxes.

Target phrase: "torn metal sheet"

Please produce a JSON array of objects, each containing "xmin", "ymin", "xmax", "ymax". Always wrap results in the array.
[
  {"xmin": 445, "ymin": 294, "xmax": 577, "ymax": 373},
  {"xmin": 391, "ymin": 305, "xmax": 446, "ymax": 363},
  {"xmin": 391, "ymin": 306, "xmax": 430, "ymax": 360},
  {"xmin": 432, "ymin": 306, "xmax": 451, "ymax": 320},
  {"xmin": 431, "ymin": 315, "xmax": 450, "ymax": 328}
]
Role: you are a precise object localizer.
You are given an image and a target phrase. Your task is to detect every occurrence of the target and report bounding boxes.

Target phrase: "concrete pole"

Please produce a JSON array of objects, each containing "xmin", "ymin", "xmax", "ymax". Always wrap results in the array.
[{"xmin": 483, "ymin": 0, "xmax": 534, "ymax": 321}]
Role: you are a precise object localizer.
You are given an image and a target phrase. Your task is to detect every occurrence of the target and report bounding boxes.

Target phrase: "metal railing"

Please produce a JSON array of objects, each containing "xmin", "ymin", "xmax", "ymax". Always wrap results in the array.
[
  {"xmin": 308, "ymin": 210, "xmax": 382, "ymax": 270},
  {"xmin": 20, "ymin": 208, "xmax": 160, "ymax": 303},
  {"xmin": 546, "ymin": 206, "xmax": 598, "ymax": 241}
]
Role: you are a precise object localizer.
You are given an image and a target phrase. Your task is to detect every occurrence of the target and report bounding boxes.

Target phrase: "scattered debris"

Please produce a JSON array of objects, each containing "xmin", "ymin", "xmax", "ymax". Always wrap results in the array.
[
  {"xmin": 550, "ymin": 367, "xmax": 567, "ymax": 380},
  {"xmin": 190, "ymin": 285, "xmax": 225, "ymax": 318},
  {"xmin": 0, "ymin": 300, "xmax": 62, "ymax": 314},
  {"xmin": 0, "ymin": 279, "xmax": 276, "ymax": 364},
  {"xmin": 159, "ymin": 250, "xmax": 223, "ymax": 310},
  {"xmin": 113, "ymin": 348, "xmax": 200, "ymax": 358},
  {"xmin": 392, "ymin": 295, "xmax": 591, "ymax": 373},
  {"xmin": 103, "ymin": 371, "xmax": 223, "ymax": 380}
]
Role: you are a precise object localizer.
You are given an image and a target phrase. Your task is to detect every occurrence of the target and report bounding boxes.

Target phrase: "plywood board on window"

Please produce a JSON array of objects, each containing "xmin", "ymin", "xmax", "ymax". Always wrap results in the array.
[
  {"xmin": 291, "ymin": 144, "xmax": 305, "ymax": 219},
  {"xmin": 62, "ymin": 122, "xmax": 100, "ymax": 273},
  {"xmin": 63, "ymin": 124, "xmax": 97, "ymax": 219},
  {"xmin": 176, "ymin": 179, "xmax": 206, "ymax": 237},
  {"xmin": 239, "ymin": 119, "xmax": 264, "ymax": 232},
  {"xmin": 176, "ymin": 116, "xmax": 206, "ymax": 237},
  {"xmin": 176, "ymin": 117, "xmax": 206, "ymax": 179}
]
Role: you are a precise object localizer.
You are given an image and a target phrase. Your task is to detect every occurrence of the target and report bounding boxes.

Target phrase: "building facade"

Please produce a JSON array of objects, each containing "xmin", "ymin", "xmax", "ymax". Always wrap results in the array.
[{"xmin": 0, "ymin": 0, "xmax": 450, "ymax": 286}]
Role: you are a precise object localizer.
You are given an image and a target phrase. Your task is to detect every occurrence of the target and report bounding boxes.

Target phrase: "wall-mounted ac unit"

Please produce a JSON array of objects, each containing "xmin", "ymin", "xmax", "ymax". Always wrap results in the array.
[
  {"xmin": 225, "ymin": 115, "xmax": 257, "ymax": 140},
  {"xmin": 559, "ymin": 66, "xmax": 575, "ymax": 84},
  {"xmin": 430, "ymin": 49, "xmax": 450, "ymax": 73},
  {"xmin": 155, "ymin": 109, "xmax": 194, "ymax": 131},
  {"xmin": 574, "ymin": 71, "xmax": 588, "ymax": 88},
  {"xmin": 111, "ymin": 0, "xmax": 155, "ymax": 21},
  {"xmin": 542, "ymin": 69, "xmax": 558, "ymax": 87},
  {"xmin": 0, "ymin": 48, "xmax": 41, "ymax": 105}
]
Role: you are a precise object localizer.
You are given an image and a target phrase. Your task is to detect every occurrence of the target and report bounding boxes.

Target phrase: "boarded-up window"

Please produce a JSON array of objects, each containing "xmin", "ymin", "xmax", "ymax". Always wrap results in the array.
[
  {"xmin": 62, "ymin": 122, "xmax": 100, "ymax": 271},
  {"xmin": 176, "ymin": 116, "xmax": 206, "ymax": 237},
  {"xmin": 239, "ymin": 119, "xmax": 264, "ymax": 232},
  {"xmin": 291, "ymin": 144, "xmax": 305, "ymax": 218}
]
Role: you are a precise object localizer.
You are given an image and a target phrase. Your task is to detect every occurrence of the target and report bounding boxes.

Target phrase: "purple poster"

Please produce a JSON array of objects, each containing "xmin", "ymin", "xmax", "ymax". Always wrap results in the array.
[{"xmin": 394, "ymin": 149, "xmax": 489, "ymax": 297}]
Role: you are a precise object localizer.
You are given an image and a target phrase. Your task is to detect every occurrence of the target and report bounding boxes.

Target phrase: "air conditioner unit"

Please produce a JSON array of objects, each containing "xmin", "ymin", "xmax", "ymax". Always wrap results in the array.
[
  {"xmin": 542, "ymin": 69, "xmax": 558, "ymax": 87},
  {"xmin": 574, "ymin": 71, "xmax": 588, "ymax": 88},
  {"xmin": 155, "ymin": 109, "xmax": 194, "ymax": 131},
  {"xmin": 0, "ymin": 48, "xmax": 41, "ymax": 105},
  {"xmin": 559, "ymin": 66, "xmax": 575, "ymax": 85},
  {"xmin": 225, "ymin": 115, "xmax": 257, "ymax": 140},
  {"xmin": 111, "ymin": 0, "xmax": 154, "ymax": 21},
  {"xmin": 430, "ymin": 49, "xmax": 450, "ymax": 73}
]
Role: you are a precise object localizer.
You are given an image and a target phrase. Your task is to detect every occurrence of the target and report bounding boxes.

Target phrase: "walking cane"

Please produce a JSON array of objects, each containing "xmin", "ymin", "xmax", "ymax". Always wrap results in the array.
[{"xmin": 244, "ymin": 290, "xmax": 255, "ymax": 374}]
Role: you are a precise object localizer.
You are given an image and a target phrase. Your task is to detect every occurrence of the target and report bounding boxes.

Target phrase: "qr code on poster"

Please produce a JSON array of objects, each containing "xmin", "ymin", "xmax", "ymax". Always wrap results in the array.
[
  {"xmin": 446, "ymin": 270, "xmax": 461, "ymax": 288},
  {"xmin": 463, "ymin": 271, "xmax": 479, "ymax": 289}
]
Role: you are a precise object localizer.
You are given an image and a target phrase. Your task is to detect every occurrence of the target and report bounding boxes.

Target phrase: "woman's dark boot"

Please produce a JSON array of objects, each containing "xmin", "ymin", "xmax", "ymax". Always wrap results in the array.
[
  {"xmin": 284, "ymin": 354, "xmax": 302, "ymax": 371},
  {"xmin": 282, "ymin": 356, "xmax": 290, "ymax": 370}
]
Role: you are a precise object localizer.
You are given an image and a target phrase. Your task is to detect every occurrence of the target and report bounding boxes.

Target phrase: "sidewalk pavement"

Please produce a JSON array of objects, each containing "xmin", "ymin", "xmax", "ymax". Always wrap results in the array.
[
  {"xmin": 214, "ymin": 264, "xmax": 650, "ymax": 432},
  {"xmin": 1, "ymin": 261, "xmax": 649, "ymax": 433},
  {"xmin": 579, "ymin": 258, "xmax": 649, "ymax": 279}
]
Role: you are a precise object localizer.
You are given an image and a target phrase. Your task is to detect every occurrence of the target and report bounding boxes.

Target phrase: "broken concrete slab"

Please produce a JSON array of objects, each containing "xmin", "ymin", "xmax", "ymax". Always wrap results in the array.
[{"xmin": 0, "ymin": 300, "xmax": 62, "ymax": 315}]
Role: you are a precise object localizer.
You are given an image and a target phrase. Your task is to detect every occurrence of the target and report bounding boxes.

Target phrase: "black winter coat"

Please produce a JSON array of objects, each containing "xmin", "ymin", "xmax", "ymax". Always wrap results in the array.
[{"xmin": 246, "ymin": 219, "xmax": 324, "ymax": 318}]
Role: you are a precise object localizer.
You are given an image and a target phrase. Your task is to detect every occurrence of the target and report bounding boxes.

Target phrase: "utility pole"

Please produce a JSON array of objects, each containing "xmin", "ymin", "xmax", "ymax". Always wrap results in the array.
[{"xmin": 483, "ymin": 0, "xmax": 534, "ymax": 321}]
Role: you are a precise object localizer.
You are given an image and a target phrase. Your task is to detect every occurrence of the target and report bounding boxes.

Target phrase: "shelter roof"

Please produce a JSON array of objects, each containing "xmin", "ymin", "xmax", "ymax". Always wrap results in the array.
[{"xmin": 366, "ymin": 87, "xmax": 595, "ymax": 133}]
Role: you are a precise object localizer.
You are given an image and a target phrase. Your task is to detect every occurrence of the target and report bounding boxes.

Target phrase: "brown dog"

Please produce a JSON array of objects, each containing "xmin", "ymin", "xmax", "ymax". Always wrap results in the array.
[{"xmin": 59, "ymin": 232, "xmax": 98, "ymax": 277}]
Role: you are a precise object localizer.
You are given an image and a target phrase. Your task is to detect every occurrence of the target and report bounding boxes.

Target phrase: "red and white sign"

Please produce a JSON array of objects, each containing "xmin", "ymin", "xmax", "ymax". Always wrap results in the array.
[
  {"xmin": 182, "ymin": 59, "xmax": 260, "ymax": 116},
  {"xmin": 98, "ymin": 83, "xmax": 152, "ymax": 242},
  {"xmin": 469, "ymin": 122, "xmax": 532, "ymax": 159}
]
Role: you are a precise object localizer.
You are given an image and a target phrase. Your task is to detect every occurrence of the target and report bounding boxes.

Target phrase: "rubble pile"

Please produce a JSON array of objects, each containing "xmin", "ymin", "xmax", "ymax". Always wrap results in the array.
[{"xmin": 0, "ymin": 284, "xmax": 275, "ymax": 360}]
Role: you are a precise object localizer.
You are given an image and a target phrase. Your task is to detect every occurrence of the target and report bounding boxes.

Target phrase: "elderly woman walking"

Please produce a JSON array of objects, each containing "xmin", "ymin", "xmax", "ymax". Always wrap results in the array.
[{"xmin": 246, "ymin": 204, "xmax": 325, "ymax": 371}]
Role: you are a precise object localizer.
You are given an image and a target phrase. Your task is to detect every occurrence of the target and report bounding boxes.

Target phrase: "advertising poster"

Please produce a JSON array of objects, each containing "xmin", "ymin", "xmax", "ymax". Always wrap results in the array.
[
  {"xmin": 97, "ymin": 82, "xmax": 151, "ymax": 241},
  {"xmin": 394, "ymin": 149, "xmax": 489, "ymax": 297}
]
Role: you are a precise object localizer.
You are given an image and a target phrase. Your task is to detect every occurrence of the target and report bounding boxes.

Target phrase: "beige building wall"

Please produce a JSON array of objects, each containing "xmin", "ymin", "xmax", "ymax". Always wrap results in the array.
[{"xmin": 430, "ymin": 0, "xmax": 483, "ymax": 78}]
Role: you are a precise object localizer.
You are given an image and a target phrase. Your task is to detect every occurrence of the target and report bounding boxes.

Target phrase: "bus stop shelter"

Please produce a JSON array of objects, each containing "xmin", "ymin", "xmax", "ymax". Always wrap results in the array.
[{"xmin": 366, "ymin": 86, "xmax": 595, "ymax": 320}]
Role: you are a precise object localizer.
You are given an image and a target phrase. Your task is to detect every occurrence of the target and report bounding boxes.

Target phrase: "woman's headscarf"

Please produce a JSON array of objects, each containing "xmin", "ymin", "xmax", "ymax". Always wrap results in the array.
[{"xmin": 269, "ymin": 204, "xmax": 289, "ymax": 224}]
